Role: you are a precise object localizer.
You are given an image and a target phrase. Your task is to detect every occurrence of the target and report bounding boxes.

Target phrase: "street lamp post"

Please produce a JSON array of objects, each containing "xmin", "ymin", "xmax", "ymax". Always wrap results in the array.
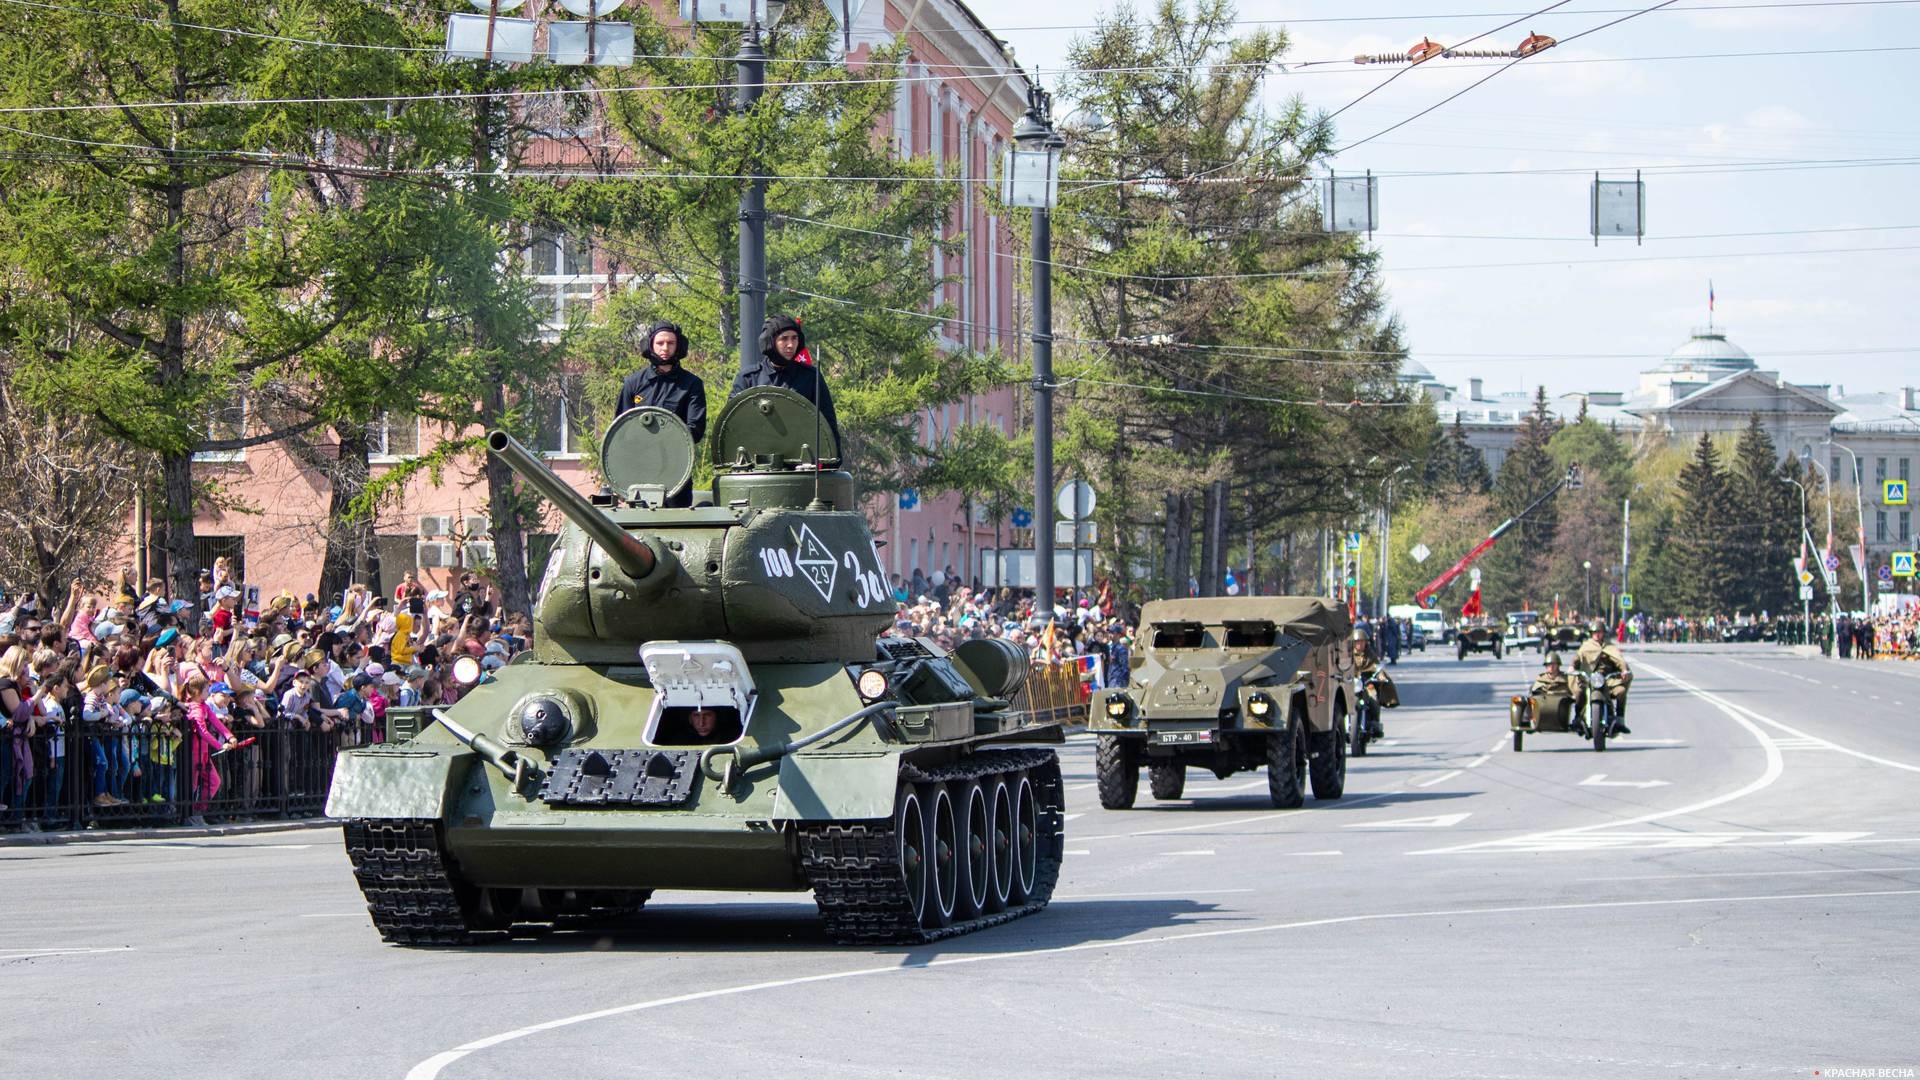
[
  {"xmin": 1005, "ymin": 76, "xmax": 1063, "ymax": 617},
  {"xmin": 1825, "ymin": 438, "xmax": 1871, "ymax": 612},
  {"xmin": 1782, "ymin": 475, "xmax": 1811, "ymax": 640},
  {"xmin": 734, "ymin": 1, "xmax": 788, "ymax": 368},
  {"xmin": 1583, "ymin": 559, "xmax": 1592, "ymax": 614},
  {"xmin": 1799, "ymin": 447, "xmax": 1843, "ymax": 618}
]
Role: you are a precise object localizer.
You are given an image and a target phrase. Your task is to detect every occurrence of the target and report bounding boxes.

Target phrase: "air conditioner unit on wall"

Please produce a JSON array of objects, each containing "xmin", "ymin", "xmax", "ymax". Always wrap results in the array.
[
  {"xmin": 463, "ymin": 541, "xmax": 496, "ymax": 568},
  {"xmin": 463, "ymin": 514, "xmax": 492, "ymax": 538},
  {"xmin": 417, "ymin": 541, "xmax": 457, "ymax": 569},
  {"xmin": 418, "ymin": 514, "xmax": 453, "ymax": 538}
]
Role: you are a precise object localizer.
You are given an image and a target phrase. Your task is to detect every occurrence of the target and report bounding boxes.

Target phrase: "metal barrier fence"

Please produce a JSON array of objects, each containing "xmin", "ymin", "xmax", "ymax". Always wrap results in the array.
[
  {"xmin": 1, "ymin": 722, "xmax": 341, "ymax": 834},
  {"xmin": 1008, "ymin": 661, "xmax": 1095, "ymax": 729}
]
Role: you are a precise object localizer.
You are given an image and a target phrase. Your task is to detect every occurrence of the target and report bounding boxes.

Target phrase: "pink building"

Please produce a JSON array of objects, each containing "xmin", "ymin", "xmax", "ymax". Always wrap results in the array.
[{"xmin": 166, "ymin": 1, "xmax": 1029, "ymax": 600}]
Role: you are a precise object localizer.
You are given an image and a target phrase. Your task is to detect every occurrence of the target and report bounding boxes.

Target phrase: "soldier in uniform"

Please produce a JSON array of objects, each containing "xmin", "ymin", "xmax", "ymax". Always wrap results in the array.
[
  {"xmin": 1528, "ymin": 651, "xmax": 1575, "ymax": 730},
  {"xmin": 1572, "ymin": 622, "xmax": 1632, "ymax": 734},
  {"xmin": 1352, "ymin": 627, "xmax": 1397, "ymax": 737}
]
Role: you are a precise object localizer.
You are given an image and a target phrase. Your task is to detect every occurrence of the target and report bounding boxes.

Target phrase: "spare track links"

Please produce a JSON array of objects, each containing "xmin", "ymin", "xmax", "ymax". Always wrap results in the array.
[
  {"xmin": 798, "ymin": 749, "xmax": 1064, "ymax": 946},
  {"xmin": 343, "ymin": 819, "xmax": 649, "ymax": 945}
]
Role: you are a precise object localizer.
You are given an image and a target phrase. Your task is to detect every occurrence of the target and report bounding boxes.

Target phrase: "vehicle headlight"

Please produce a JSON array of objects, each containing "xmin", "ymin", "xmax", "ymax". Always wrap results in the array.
[
  {"xmin": 855, "ymin": 669, "xmax": 891, "ymax": 703},
  {"xmin": 1105, "ymin": 696, "xmax": 1130, "ymax": 718},
  {"xmin": 451, "ymin": 655, "xmax": 482, "ymax": 687},
  {"xmin": 1247, "ymin": 695, "xmax": 1273, "ymax": 717}
]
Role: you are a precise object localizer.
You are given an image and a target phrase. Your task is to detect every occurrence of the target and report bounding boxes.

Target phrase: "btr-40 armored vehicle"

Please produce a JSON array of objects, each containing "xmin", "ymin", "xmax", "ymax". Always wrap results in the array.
[
  {"xmin": 327, "ymin": 389, "xmax": 1065, "ymax": 945},
  {"xmin": 1087, "ymin": 597, "xmax": 1355, "ymax": 810}
]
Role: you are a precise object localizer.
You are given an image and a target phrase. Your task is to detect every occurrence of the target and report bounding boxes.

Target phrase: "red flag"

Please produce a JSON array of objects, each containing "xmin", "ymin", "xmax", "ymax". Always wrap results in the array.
[
  {"xmin": 1461, "ymin": 587, "xmax": 1484, "ymax": 619},
  {"xmin": 794, "ymin": 317, "xmax": 815, "ymax": 365}
]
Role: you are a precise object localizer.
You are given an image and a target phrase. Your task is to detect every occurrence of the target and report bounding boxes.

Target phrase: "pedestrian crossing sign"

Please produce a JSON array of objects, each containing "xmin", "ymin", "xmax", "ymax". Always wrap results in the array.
[
  {"xmin": 1888, "ymin": 479, "xmax": 1909, "ymax": 505},
  {"xmin": 1345, "ymin": 531, "xmax": 1362, "ymax": 551},
  {"xmin": 1619, "ymin": 593, "xmax": 1633, "ymax": 610},
  {"xmin": 1894, "ymin": 552, "xmax": 1917, "ymax": 578}
]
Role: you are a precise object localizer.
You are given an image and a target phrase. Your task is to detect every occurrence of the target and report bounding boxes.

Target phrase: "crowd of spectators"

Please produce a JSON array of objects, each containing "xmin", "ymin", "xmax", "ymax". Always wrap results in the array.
[
  {"xmin": 1617, "ymin": 608, "xmax": 1920, "ymax": 658},
  {"xmin": 0, "ymin": 561, "xmax": 527, "ymax": 833}
]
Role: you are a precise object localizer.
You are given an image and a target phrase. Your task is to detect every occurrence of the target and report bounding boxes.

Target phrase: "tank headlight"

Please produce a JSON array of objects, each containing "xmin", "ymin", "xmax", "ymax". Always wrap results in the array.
[
  {"xmin": 856, "ymin": 669, "xmax": 891, "ymax": 703},
  {"xmin": 1105, "ymin": 696, "xmax": 1130, "ymax": 718},
  {"xmin": 518, "ymin": 697, "xmax": 570, "ymax": 747},
  {"xmin": 1247, "ymin": 695, "xmax": 1273, "ymax": 718},
  {"xmin": 451, "ymin": 655, "xmax": 482, "ymax": 687}
]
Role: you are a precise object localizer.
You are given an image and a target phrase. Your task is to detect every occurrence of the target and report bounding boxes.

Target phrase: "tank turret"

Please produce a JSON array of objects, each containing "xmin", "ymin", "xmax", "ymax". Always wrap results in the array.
[{"xmin": 487, "ymin": 388, "xmax": 893, "ymax": 665}]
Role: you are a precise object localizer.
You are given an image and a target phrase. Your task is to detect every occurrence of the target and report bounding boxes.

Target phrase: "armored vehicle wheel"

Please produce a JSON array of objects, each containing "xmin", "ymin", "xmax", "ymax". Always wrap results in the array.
[
  {"xmin": 1268, "ymin": 713, "xmax": 1306, "ymax": 809},
  {"xmin": 953, "ymin": 779, "xmax": 995, "ymax": 919},
  {"xmin": 1513, "ymin": 730, "xmax": 1524, "ymax": 752},
  {"xmin": 800, "ymin": 751, "xmax": 1062, "ymax": 945},
  {"xmin": 1309, "ymin": 703, "xmax": 1347, "ymax": 800},
  {"xmin": 1148, "ymin": 763, "xmax": 1186, "ymax": 801},
  {"xmin": 924, "ymin": 784, "xmax": 960, "ymax": 929},
  {"xmin": 1095, "ymin": 735, "xmax": 1139, "ymax": 810}
]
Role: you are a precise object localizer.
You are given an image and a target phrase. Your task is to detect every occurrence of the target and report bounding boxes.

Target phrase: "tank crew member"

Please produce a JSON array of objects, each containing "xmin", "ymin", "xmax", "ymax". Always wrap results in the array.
[
  {"xmin": 619, "ymin": 321, "xmax": 707, "ymax": 444},
  {"xmin": 1573, "ymin": 622, "xmax": 1632, "ymax": 733},
  {"xmin": 733, "ymin": 314, "xmax": 840, "ymax": 451},
  {"xmin": 1529, "ymin": 651, "xmax": 1574, "ymax": 729}
]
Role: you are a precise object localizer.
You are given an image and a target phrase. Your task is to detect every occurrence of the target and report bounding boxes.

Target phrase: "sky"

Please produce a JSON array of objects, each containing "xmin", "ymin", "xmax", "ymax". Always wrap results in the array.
[{"xmin": 957, "ymin": 0, "xmax": 1920, "ymax": 401}]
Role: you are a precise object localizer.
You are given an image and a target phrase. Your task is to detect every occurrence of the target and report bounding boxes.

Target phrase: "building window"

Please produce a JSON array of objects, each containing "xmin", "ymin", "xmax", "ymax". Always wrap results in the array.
[
  {"xmin": 191, "ymin": 397, "xmax": 248, "ymax": 463},
  {"xmin": 532, "ymin": 373, "xmax": 591, "ymax": 457},
  {"xmin": 1876, "ymin": 510, "xmax": 1888, "ymax": 543},
  {"xmin": 1901, "ymin": 457, "xmax": 1912, "ymax": 482},
  {"xmin": 371, "ymin": 412, "xmax": 419, "ymax": 459},
  {"xmin": 1876, "ymin": 456, "xmax": 1888, "ymax": 487},
  {"xmin": 1900, "ymin": 511, "xmax": 1912, "ymax": 543},
  {"xmin": 1832, "ymin": 455, "xmax": 1844, "ymax": 485},
  {"xmin": 528, "ymin": 231, "xmax": 596, "ymax": 339},
  {"xmin": 908, "ymin": 538, "xmax": 919, "ymax": 576}
]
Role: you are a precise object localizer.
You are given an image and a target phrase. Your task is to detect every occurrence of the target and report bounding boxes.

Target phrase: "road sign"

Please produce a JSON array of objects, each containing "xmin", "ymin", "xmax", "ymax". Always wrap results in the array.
[
  {"xmin": 1797, "ymin": 569, "xmax": 1814, "ymax": 585},
  {"xmin": 1053, "ymin": 520, "xmax": 1097, "ymax": 545},
  {"xmin": 1887, "ymin": 479, "xmax": 1910, "ymax": 506},
  {"xmin": 1056, "ymin": 480, "xmax": 1096, "ymax": 521},
  {"xmin": 1010, "ymin": 507, "xmax": 1032, "ymax": 529},
  {"xmin": 1345, "ymin": 531, "xmax": 1362, "ymax": 551},
  {"xmin": 1823, "ymin": 554, "xmax": 1840, "ymax": 572},
  {"xmin": 1880, "ymin": 564, "xmax": 1895, "ymax": 582},
  {"xmin": 1619, "ymin": 593, "xmax": 1633, "ymax": 610},
  {"xmin": 897, "ymin": 487, "xmax": 918, "ymax": 510},
  {"xmin": 1894, "ymin": 552, "xmax": 1917, "ymax": 578},
  {"xmin": 1410, "ymin": 542, "xmax": 1431, "ymax": 564},
  {"xmin": 1799, "ymin": 584, "xmax": 1815, "ymax": 601}
]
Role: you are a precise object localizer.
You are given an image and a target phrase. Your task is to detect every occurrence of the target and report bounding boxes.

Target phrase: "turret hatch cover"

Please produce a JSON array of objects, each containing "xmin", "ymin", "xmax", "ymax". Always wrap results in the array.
[
  {"xmin": 710, "ymin": 386, "xmax": 839, "ymax": 467},
  {"xmin": 601, "ymin": 406, "xmax": 695, "ymax": 497}
]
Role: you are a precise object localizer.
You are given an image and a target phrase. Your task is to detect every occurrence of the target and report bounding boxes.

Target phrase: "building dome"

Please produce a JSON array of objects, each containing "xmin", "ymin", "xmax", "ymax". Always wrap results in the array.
[
  {"xmin": 1398, "ymin": 356, "xmax": 1436, "ymax": 383},
  {"xmin": 1653, "ymin": 328, "xmax": 1754, "ymax": 374}
]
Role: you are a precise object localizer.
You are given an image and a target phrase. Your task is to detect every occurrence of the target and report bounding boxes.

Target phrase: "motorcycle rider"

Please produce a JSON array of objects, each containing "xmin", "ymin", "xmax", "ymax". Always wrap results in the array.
[
  {"xmin": 1572, "ymin": 621, "xmax": 1632, "ymax": 735},
  {"xmin": 1528, "ymin": 651, "xmax": 1575, "ymax": 730},
  {"xmin": 1352, "ymin": 627, "xmax": 1396, "ymax": 738}
]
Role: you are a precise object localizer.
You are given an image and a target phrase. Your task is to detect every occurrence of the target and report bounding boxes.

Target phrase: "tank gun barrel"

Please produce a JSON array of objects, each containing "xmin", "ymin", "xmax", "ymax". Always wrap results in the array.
[{"xmin": 487, "ymin": 430, "xmax": 657, "ymax": 580}]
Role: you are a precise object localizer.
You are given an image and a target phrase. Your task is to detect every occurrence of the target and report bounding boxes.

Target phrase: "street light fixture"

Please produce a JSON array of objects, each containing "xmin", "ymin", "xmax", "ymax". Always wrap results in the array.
[
  {"xmin": 1005, "ymin": 76, "xmax": 1063, "ymax": 614},
  {"xmin": 1583, "ymin": 559, "xmax": 1592, "ymax": 614},
  {"xmin": 1781, "ymin": 475, "xmax": 1811, "ymax": 638},
  {"xmin": 1823, "ymin": 437, "xmax": 1871, "ymax": 612}
]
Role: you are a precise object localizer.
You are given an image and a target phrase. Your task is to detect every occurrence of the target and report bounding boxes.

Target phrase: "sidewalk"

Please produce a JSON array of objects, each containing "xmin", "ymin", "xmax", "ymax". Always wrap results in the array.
[{"xmin": 0, "ymin": 818, "xmax": 340, "ymax": 848}]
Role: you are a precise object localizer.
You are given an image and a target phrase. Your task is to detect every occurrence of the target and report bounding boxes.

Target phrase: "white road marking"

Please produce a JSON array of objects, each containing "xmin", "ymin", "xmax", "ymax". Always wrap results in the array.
[
  {"xmin": 1579, "ymin": 866, "xmax": 1920, "ymax": 882},
  {"xmin": 1486, "ymin": 737, "xmax": 1509, "ymax": 753},
  {"xmin": 1721, "ymin": 699, "xmax": 1920, "ymax": 774},
  {"xmin": 0, "ymin": 947, "xmax": 134, "ymax": 961},
  {"xmin": 1445, "ymin": 830, "xmax": 1873, "ymax": 854},
  {"xmin": 1078, "ymin": 789, "xmax": 1402, "ymax": 841},
  {"xmin": 403, "ymin": 887, "xmax": 1920, "ymax": 1080},
  {"xmin": 1067, "ymin": 782, "xmax": 1099, "ymax": 792},
  {"xmin": 1346, "ymin": 812, "xmax": 1471, "ymax": 829},
  {"xmin": 1062, "ymin": 849, "xmax": 1091, "ymax": 856},
  {"xmin": 1063, "ymin": 813, "xmax": 1085, "ymax": 822},
  {"xmin": 1055, "ymin": 888, "xmax": 1255, "ymax": 900},
  {"xmin": 92, "ymin": 840, "xmax": 313, "ymax": 850},
  {"xmin": 1463, "ymin": 755, "xmax": 1491, "ymax": 768},
  {"xmin": 1613, "ymin": 737, "xmax": 1686, "ymax": 745},
  {"xmin": 1410, "ymin": 770, "xmax": 1463, "ymax": 788},
  {"xmin": 1579, "ymin": 774, "xmax": 1671, "ymax": 789},
  {"xmin": 1416, "ymin": 661, "xmax": 1784, "ymax": 856}
]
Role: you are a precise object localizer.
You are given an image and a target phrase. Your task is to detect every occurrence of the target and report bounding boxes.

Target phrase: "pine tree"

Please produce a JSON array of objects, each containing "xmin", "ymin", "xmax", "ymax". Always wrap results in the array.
[
  {"xmin": 1723, "ymin": 415, "xmax": 1796, "ymax": 615},
  {"xmin": 1485, "ymin": 387, "xmax": 1561, "ymax": 611},
  {"xmin": 1667, "ymin": 433, "xmax": 1738, "ymax": 614}
]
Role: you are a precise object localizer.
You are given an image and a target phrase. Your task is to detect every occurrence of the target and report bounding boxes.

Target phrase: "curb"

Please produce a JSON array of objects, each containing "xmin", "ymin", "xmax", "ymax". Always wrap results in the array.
[{"xmin": 0, "ymin": 818, "xmax": 340, "ymax": 848}]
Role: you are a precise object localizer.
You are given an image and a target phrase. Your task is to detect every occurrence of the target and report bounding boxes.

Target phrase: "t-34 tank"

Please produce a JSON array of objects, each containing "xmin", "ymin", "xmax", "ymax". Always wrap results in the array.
[{"xmin": 327, "ymin": 388, "xmax": 1065, "ymax": 945}]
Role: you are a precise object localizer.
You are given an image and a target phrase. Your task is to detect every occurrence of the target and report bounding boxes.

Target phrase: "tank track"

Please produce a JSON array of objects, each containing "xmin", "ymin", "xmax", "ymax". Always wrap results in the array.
[
  {"xmin": 798, "ymin": 749, "xmax": 1064, "ymax": 946},
  {"xmin": 343, "ymin": 819, "xmax": 505, "ymax": 946}
]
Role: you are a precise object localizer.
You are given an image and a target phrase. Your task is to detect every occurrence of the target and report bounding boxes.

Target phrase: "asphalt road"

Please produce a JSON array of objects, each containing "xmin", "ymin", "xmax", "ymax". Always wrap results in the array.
[{"xmin": 6, "ymin": 644, "xmax": 1917, "ymax": 1079}]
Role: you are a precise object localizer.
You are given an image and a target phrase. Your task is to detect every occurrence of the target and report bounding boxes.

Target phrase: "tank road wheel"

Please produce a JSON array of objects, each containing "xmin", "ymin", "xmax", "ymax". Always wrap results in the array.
[
  {"xmin": 986, "ymin": 777, "xmax": 1015, "ymax": 912},
  {"xmin": 1268, "ymin": 713, "xmax": 1307, "ymax": 809},
  {"xmin": 1148, "ymin": 763, "xmax": 1186, "ymax": 801},
  {"xmin": 1009, "ymin": 771, "xmax": 1043, "ymax": 904},
  {"xmin": 1310, "ymin": 704, "xmax": 1348, "ymax": 800},
  {"xmin": 1095, "ymin": 735, "xmax": 1139, "ymax": 810},
  {"xmin": 895, "ymin": 784, "xmax": 931, "ymax": 926},
  {"xmin": 955, "ymin": 780, "xmax": 994, "ymax": 919},
  {"xmin": 924, "ymin": 784, "xmax": 960, "ymax": 929}
]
